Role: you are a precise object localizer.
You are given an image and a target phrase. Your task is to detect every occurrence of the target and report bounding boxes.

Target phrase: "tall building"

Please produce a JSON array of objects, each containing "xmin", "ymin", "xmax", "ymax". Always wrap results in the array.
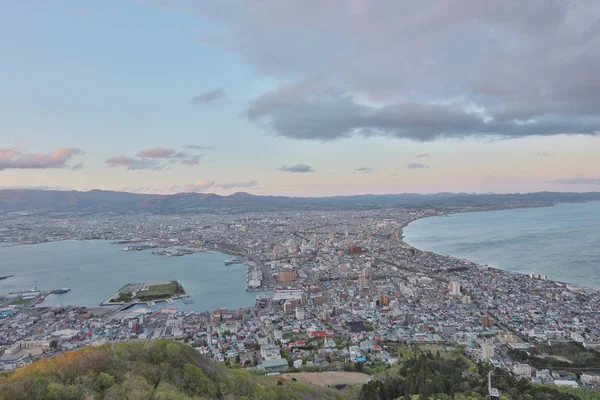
[
  {"xmin": 482, "ymin": 315, "xmax": 495, "ymax": 328},
  {"xmin": 379, "ymin": 295, "xmax": 390, "ymax": 307},
  {"xmin": 449, "ymin": 282, "xmax": 461, "ymax": 295},
  {"xmin": 358, "ymin": 273, "xmax": 368, "ymax": 287},
  {"xmin": 283, "ymin": 301, "xmax": 292, "ymax": 315},
  {"xmin": 295, "ymin": 307, "xmax": 305, "ymax": 320}
]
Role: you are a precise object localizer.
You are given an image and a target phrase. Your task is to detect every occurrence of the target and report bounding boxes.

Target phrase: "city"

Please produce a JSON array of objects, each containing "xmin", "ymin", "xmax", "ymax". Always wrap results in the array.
[{"xmin": 2, "ymin": 206, "xmax": 600, "ymax": 391}]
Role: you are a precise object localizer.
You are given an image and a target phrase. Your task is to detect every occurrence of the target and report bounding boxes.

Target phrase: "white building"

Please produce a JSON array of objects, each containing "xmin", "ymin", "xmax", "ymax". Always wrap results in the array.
[
  {"xmin": 513, "ymin": 363, "xmax": 532, "ymax": 377},
  {"xmin": 449, "ymin": 282, "xmax": 461, "ymax": 296},
  {"xmin": 295, "ymin": 307, "xmax": 305, "ymax": 320},
  {"xmin": 260, "ymin": 344, "xmax": 281, "ymax": 361}
]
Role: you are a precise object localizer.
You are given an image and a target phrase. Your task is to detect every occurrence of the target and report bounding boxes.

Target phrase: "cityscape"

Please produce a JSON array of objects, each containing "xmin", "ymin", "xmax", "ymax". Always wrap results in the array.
[{"xmin": 2, "ymin": 202, "xmax": 600, "ymax": 397}]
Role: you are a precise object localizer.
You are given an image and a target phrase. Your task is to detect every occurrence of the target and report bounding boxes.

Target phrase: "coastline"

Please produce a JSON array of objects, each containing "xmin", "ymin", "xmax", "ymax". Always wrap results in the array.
[{"xmin": 399, "ymin": 202, "xmax": 600, "ymax": 292}]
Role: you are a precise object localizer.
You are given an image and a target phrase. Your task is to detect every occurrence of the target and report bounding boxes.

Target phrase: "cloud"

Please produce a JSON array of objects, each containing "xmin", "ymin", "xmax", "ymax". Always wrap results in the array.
[
  {"xmin": 136, "ymin": 147, "xmax": 179, "ymax": 158},
  {"xmin": 536, "ymin": 151, "xmax": 552, "ymax": 157},
  {"xmin": 191, "ymin": 89, "xmax": 226, "ymax": 105},
  {"xmin": 156, "ymin": 1, "xmax": 600, "ymax": 141},
  {"xmin": 0, "ymin": 148, "xmax": 83, "ymax": 171},
  {"xmin": 0, "ymin": 185, "xmax": 71, "ymax": 191},
  {"xmin": 278, "ymin": 164, "xmax": 315, "ymax": 173},
  {"xmin": 184, "ymin": 145, "xmax": 214, "ymax": 151},
  {"xmin": 553, "ymin": 177, "xmax": 600, "ymax": 185},
  {"xmin": 183, "ymin": 180, "xmax": 215, "ymax": 192},
  {"xmin": 105, "ymin": 155, "xmax": 164, "ymax": 170},
  {"xmin": 415, "ymin": 153, "xmax": 430, "ymax": 158},
  {"xmin": 407, "ymin": 163, "xmax": 429, "ymax": 169},
  {"xmin": 71, "ymin": 162, "xmax": 84, "ymax": 171},
  {"xmin": 216, "ymin": 180, "xmax": 258, "ymax": 190},
  {"xmin": 354, "ymin": 167, "xmax": 373, "ymax": 173},
  {"xmin": 106, "ymin": 147, "xmax": 204, "ymax": 169}
]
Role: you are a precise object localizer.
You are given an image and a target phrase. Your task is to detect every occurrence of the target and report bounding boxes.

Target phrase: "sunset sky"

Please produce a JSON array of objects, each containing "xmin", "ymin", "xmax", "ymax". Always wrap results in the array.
[{"xmin": 1, "ymin": 1, "xmax": 599, "ymax": 196}]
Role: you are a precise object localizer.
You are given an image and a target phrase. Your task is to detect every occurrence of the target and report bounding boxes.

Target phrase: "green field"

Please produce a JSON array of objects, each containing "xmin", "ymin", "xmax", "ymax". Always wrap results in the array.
[
  {"xmin": 109, "ymin": 281, "xmax": 184, "ymax": 303},
  {"xmin": 136, "ymin": 281, "xmax": 183, "ymax": 301}
]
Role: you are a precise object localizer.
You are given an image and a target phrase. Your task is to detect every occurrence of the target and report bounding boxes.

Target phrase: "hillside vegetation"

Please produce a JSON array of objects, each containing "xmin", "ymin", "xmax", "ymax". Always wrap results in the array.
[{"xmin": 0, "ymin": 340, "xmax": 344, "ymax": 400}]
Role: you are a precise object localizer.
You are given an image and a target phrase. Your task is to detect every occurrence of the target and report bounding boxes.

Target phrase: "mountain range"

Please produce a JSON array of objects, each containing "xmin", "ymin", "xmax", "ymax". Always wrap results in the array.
[{"xmin": 1, "ymin": 189, "xmax": 600, "ymax": 215}]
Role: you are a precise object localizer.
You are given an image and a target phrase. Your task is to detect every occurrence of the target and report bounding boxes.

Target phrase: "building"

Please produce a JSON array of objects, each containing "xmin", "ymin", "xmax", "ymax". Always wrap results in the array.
[
  {"xmin": 449, "ymin": 282, "xmax": 461, "ymax": 296},
  {"xmin": 260, "ymin": 344, "xmax": 281, "ymax": 361},
  {"xmin": 379, "ymin": 295, "xmax": 390, "ymax": 307},
  {"xmin": 4, "ymin": 340, "xmax": 51, "ymax": 355},
  {"xmin": 295, "ymin": 307, "xmax": 305, "ymax": 320},
  {"xmin": 260, "ymin": 358, "xmax": 289, "ymax": 373},
  {"xmin": 482, "ymin": 315, "xmax": 495, "ymax": 328},
  {"xmin": 277, "ymin": 269, "xmax": 296, "ymax": 282},
  {"xmin": 211, "ymin": 307, "xmax": 230, "ymax": 323},
  {"xmin": 283, "ymin": 301, "xmax": 293, "ymax": 315},
  {"xmin": 582, "ymin": 373, "xmax": 600, "ymax": 385},
  {"xmin": 462, "ymin": 295, "xmax": 471, "ymax": 304},
  {"xmin": 554, "ymin": 380, "xmax": 579, "ymax": 388},
  {"xmin": 313, "ymin": 294, "xmax": 324, "ymax": 305},
  {"xmin": 348, "ymin": 245, "xmax": 362, "ymax": 254},
  {"xmin": 513, "ymin": 363, "xmax": 532, "ymax": 377},
  {"xmin": 358, "ymin": 274, "xmax": 368, "ymax": 287},
  {"xmin": 481, "ymin": 339, "xmax": 495, "ymax": 361}
]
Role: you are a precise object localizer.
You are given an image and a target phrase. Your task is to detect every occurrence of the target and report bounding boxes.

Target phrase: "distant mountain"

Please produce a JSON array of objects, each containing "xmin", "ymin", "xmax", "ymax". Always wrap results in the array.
[{"xmin": 1, "ymin": 189, "xmax": 600, "ymax": 215}]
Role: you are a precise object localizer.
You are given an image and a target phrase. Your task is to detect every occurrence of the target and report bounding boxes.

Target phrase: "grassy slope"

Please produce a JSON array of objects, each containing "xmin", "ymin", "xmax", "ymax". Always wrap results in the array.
[{"xmin": 0, "ymin": 340, "xmax": 346, "ymax": 400}]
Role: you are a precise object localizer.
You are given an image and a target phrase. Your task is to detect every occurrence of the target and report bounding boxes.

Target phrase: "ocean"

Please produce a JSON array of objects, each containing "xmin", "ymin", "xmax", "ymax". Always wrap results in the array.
[
  {"xmin": 403, "ymin": 201, "xmax": 600, "ymax": 289},
  {"xmin": 0, "ymin": 240, "xmax": 257, "ymax": 312}
]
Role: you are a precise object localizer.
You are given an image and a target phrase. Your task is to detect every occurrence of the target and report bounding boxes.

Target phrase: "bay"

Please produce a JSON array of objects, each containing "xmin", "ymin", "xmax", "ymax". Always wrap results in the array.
[
  {"xmin": 0, "ymin": 240, "xmax": 257, "ymax": 312},
  {"xmin": 403, "ymin": 201, "xmax": 600, "ymax": 289}
]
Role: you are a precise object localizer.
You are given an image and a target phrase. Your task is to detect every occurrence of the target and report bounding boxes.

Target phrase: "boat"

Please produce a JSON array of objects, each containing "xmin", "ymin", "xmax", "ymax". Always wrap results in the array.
[
  {"xmin": 225, "ymin": 258, "xmax": 245, "ymax": 265},
  {"xmin": 52, "ymin": 287, "xmax": 71, "ymax": 294},
  {"xmin": 183, "ymin": 298, "xmax": 195, "ymax": 304}
]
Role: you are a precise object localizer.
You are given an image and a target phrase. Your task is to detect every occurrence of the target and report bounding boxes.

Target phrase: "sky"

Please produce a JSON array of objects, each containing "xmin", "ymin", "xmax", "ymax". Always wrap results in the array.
[{"xmin": 1, "ymin": 0, "xmax": 599, "ymax": 196}]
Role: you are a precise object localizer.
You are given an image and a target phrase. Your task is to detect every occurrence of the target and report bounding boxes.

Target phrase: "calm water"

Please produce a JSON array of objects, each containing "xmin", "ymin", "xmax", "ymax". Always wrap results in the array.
[
  {"xmin": 403, "ymin": 202, "xmax": 600, "ymax": 289},
  {"xmin": 0, "ymin": 240, "xmax": 257, "ymax": 311}
]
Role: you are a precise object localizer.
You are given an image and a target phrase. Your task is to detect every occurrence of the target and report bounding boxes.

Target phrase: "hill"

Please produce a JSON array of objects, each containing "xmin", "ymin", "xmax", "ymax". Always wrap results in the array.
[
  {"xmin": 1, "ymin": 189, "xmax": 600, "ymax": 215},
  {"xmin": 0, "ymin": 340, "xmax": 344, "ymax": 400}
]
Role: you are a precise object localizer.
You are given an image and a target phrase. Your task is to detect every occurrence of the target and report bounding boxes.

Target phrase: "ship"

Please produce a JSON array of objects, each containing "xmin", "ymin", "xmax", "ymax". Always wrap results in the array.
[
  {"xmin": 52, "ymin": 287, "xmax": 71, "ymax": 294},
  {"xmin": 225, "ymin": 258, "xmax": 245, "ymax": 265}
]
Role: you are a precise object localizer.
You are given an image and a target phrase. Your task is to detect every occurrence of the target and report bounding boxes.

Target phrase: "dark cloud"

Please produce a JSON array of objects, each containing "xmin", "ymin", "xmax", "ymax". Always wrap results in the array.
[
  {"xmin": 553, "ymin": 177, "xmax": 600, "ymax": 185},
  {"xmin": 157, "ymin": 1, "xmax": 600, "ymax": 141},
  {"xmin": 191, "ymin": 89, "xmax": 226, "ymax": 105},
  {"xmin": 217, "ymin": 180, "xmax": 258, "ymax": 189},
  {"xmin": 278, "ymin": 164, "xmax": 314, "ymax": 173},
  {"xmin": 355, "ymin": 167, "xmax": 373, "ymax": 173},
  {"xmin": 407, "ymin": 163, "xmax": 429, "ymax": 169},
  {"xmin": 536, "ymin": 151, "xmax": 552, "ymax": 157},
  {"xmin": 415, "ymin": 153, "xmax": 430, "ymax": 158},
  {"xmin": 0, "ymin": 148, "xmax": 83, "ymax": 171}
]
